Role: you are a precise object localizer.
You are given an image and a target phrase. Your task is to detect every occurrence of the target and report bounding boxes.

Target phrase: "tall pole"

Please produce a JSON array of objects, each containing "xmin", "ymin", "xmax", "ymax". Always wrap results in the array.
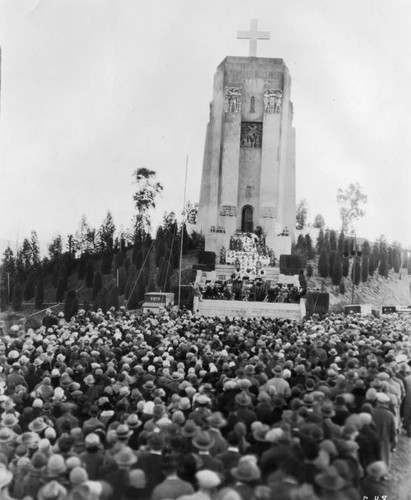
[
  {"xmin": 178, "ymin": 156, "xmax": 189, "ymax": 308},
  {"xmin": 351, "ymin": 233, "xmax": 356, "ymax": 304}
]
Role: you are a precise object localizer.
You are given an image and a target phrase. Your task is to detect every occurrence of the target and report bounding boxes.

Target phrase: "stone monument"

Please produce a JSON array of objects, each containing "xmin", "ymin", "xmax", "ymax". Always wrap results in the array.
[{"xmin": 197, "ymin": 20, "xmax": 296, "ymax": 257}]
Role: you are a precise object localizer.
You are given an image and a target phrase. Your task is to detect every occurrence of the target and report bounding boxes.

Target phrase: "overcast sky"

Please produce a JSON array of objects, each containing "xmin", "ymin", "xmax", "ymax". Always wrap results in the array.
[{"xmin": 1, "ymin": 0, "xmax": 411, "ymax": 254}]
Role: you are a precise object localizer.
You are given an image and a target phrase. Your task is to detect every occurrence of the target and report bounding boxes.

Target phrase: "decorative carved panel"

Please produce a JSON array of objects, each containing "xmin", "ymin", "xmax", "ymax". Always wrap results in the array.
[
  {"xmin": 224, "ymin": 87, "xmax": 242, "ymax": 113},
  {"xmin": 260, "ymin": 206, "xmax": 277, "ymax": 219},
  {"xmin": 264, "ymin": 90, "xmax": 283, "ymax": 114},
  {"xmin": 240, "ymin": 122, "xmax": 262, "ymax": 148},
  {"xmin": 220, "ymin": 205, "xmax": 237, "ymax": 217}
]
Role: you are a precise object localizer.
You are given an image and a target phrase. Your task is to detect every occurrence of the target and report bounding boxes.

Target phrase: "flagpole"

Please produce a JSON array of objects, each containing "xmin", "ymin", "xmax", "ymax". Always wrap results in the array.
[{"xmin": 178, "ymin": 155, "xmax": 189, "ymax": 307}]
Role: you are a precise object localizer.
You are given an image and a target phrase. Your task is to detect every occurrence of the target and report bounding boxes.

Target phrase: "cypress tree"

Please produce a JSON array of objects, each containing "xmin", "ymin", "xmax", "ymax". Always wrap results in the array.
[
  {"xmin": 331, "ymin": 252, "xmax": 342, "ymax": 286},
  {"xmin": 343, "ymin": 238, "xmax": 350, "ymax": 258},
  {"xmin": 316, "ymin": 229, "xmax": 325, "ymax": 254},
  {"xmin": 85, "ymin": 260, "xmax": 94, "ymax": 288},
  {"xmin": 318, "ymin": 247, "xmax": 330, "ymax": 278},
  {"xmin": 393, "ymin": 249, "xmax": 401, "ymax": 274},
  {"xmin": 155, "ymin": 238, "xmax": 166, "ymax": 267},
  {"xmin": 92, "ymin": 272, "xmax": 103, "ymax": 300},
  {"xmin": 351, "ymin": 257, "xmax": 361, "ymax": 285},
  {"xmin": 329, "ymin": 250, "xmax": 337, "ymax": 274},
  {"xmin": 368, "ymin": 252, "xmax": 376, "ymax": 276},
  {"xmin": 35, "ymin": 280, "xmax": 44, "ymax": 309},
  {"xmin": 339, "ymin": 280, "xmax": 346, "ymax": 295},
  {"xmin": 379, "ymin": 249, "xmax": 388, "ymax": 278},
  {"xmin": 12, "ymin": 283, "xmax": 23, "ymax": 311},
  {"xmin": 372, "ymin": 243, "xmax": 380, "ymax": 268},
  {"xmin": 107, "ymin": 285, "xmax": 120, "ymax": 310},
  {"xmin": 0, "ymin": 286, "xmax": 7, "ymax": 312},
  {"xmin": 24, "ymin": 273, "xmax": 36, "ymax": 301},
  {"xmin": 101, "ymin": 249, "xmax": 113, "ymax": 275},
  {"xmin": 338, "ymin": 230, "xmax": 345, "ymax": 255},
  {"xmin": 94, "ymin": 287, "xmax": 108, "ymax": 313},
  {"xmin": 408, "ymin": 256, "xmax": 411, "ymax": 275},
  {"xmin": 57, "ymin": 264, "xmax": 68, "ymax": 291},
  {"xmin": 125, "ymin": 265, "xmax": 138, "ymax": 300},
  {"xmin": 305, "ymin": 234, "xmax": 315, "ymax": 260},
  {"xmin": 118, "ymin": 267, "xmax": 127, "ymax": 295},
  {"xmin": 113, "ymin": 251, "xmax": 124, "ymax": 272},
  {"xmin": 361, "ymin": 255, "xmax": 369, "ymax": 282},
  {"xmin": 362, "ymin": 240, "xmax": 371, "ymax": 257},
  {"xmin": 323, "ymin": 230, "xmax": 331, "ymax": 253},
  {"xmin": 127, "ymin": 282, "xmax": 140, "ymax": 309},
  {"xmin": 387, "ymin": 247, "xmax": 393, "ymax": 269},
  {"xmin": 64, "ymin": 290, "xmax": 78, "ymax": 320},
  {"xmin": 306, "ymin": 264, "xmax": 313, "ymax": 278},
  {"xmin": 123, "ymin": 257, "xmax": 131, "ymax": 274},
  {"xmin": 52, "ymin": 263, "xmax": 59, "ymax": 287},
  {"xmin": 329, "ymin": 230, "xmax": 337, "ymax": 251},
  {"xmin": 77, "ymin": 254, "xmax": 87, "ymax": 280},
  {"xmin": 147, "ymin": 278, "xmax": 156, "ymax": 292},
  {"xmin": 342, "ymin": 256, "xmax": 350, "ymax": 277},
  {"xmin": 56, "ymin": 277, "xmax": 66, "ymax": 302}
]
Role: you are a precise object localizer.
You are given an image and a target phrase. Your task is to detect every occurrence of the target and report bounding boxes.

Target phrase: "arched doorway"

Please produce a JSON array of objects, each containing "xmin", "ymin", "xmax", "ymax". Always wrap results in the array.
[{"xmin": 241, "ymin": 205, "xmax": 254, "ymax": 233}]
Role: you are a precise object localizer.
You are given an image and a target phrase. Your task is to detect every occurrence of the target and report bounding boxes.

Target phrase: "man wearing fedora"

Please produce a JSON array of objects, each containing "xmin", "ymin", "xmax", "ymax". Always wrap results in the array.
[
  {"xmin": 134, "ymin": 432, "xmax": 166, "ymax": 497},
  {"xmin": 151, "ymin": 454, "xmax": 194, "ymax": 500},
  {"xmin": 191, "ymin": 430, "xmax": 224, "ymax": 473}
]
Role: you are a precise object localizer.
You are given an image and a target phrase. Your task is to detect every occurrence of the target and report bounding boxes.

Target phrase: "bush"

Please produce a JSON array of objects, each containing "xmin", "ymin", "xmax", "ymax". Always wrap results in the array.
[
  {"xmin": 35, "ymin": 280, "xmax": 45, "ymax": 310},
  {"xmin": 306, "ymin": 264, "xmax": 313, "ymax": 278},
  {"xmin": 12, "ymin": 283, "xmax": 23, "ymax": 311},
  {"xmin": 361, "ymin": 255, "xmax": 369, "ymax": 282},
  {"xmin": 94, "ymin": 287, "xmax": 108, "ymax": 313}
]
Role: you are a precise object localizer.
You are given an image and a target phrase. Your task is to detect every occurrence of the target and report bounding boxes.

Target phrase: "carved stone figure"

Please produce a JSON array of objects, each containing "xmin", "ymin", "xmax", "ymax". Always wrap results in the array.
[
  {"xmin": 264, "ymin": 89, "xmax": 283, "ymax": 114},
  {"xmin": 240, "ymin": 122, "xmax": 262, "ymax": 148},
  {"xmin": 224, "ymin": 87, "xmax": 242, "ymax": 113}
]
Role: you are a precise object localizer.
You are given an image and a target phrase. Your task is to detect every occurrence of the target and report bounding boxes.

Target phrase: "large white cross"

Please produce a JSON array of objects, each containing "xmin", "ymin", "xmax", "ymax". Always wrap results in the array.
[{"xmin": 237, "ymin": 19, "xmax": 270, "ymax": 57}]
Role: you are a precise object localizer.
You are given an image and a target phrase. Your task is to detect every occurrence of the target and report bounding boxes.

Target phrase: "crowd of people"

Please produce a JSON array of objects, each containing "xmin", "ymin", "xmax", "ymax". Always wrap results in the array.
[
  {"xmin": 199, "ymin": 280, "xmax": 304, "ymax": 304},
  {"xmin": 0, "ymin": 306, "xmax": 410, "ymax": 500}
]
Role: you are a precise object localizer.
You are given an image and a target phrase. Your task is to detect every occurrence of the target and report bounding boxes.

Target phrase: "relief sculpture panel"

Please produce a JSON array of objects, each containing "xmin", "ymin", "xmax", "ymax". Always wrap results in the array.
[
  {"xmin": 264, "ymin": 90, "xmax": 283, "ymax": 114},
  {"xmin": 240, "ymin": 122, "xmax": 262, "ymax": 148},
  {"xmin": 224, "ymin": 87, "xmax": 242, "ymax": 113}
]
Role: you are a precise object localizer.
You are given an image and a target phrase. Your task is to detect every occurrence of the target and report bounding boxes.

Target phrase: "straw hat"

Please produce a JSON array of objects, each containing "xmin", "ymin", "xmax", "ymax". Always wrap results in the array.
[
  {"xmin": 114, "ymin": 448, "xmax": 137, "ymax": 466},
  {"xmin": 231, "ymin": 459, "xmax": 261, "ymax": 482},
  {"xmin": 192, "ymin": 430, "xmax": 215, "ymax": 450}
]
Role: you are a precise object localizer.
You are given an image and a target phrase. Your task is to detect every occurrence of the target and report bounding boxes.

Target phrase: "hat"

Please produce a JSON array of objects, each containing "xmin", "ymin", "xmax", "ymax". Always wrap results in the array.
[
  {"xmin": 85, "ymin": 433, "xmax": 100, "ymax": 447},
  {"xmin": 252, "ymin": 424, "xmax": 270, "ymax": 442},
  {"xmin": 178, "ymin": 397, "xmax": 191, "ymax": 411},
  {"xmin": 69, "ymin": 466, "xmax": 89, "ymax": 486},
  {"xmin": 181, "ymin": 420, "xmax": 198, "ymax": 438},
  {"xmin": 83, "ymin": 374, "xmax": 95, "ymax": 385},
  {"xmin": 47, "ymin": 454, "xmax": 67, "ymax": 477},
  {"xmin": 320, "ymin": 401, "xmax": 335, "ymax": 418},
  {"xmin": 0, "ymin": 465, "xmax": 12, "ymax": 489},
  {"xmin": 114, "ymin": 448, "xmax": 137, "ymax": 466},
  {"xmin": 142, "ymin": 380, "xmax": 156, "ymax": 391},
  {"xmin": 231, "ymin": 458, "xmax": 261, "ymax": 482},
  {"xmin": 265, "ymin": 428, "xmax": 284, "ymax": 444},
  {"xmin": 207, "ymin": 412, "xmax": 227, "ymax": 428},
  {"xmin": 28, "ymin": 417, "xmax": 48, "ymax": 433},
  {"xmin": 376, "ymin": 392, "xmax": 391, "ymax": 404},
  {"xmin": 366, "ymin": 461, "xmax": 389, "ymax": 479},
  {"xmin": 235, "ymin": 392, "xmax": 252, "ymax": 407},
  {"xmin": 115, "ymin": 424, "xmax": 133, "ymax": 440},
  {"xmin": 37, "ymin": 480, "xmax": 67, "ymax": 500},
  {"xmin": 192, "ymin": 430, "xmax": 215, "ymax": 450},
  {"xmin": 127, "ymin": 414, "xmax": 142, "ymax": 429},
  {"xmin": 315, "ymin": 466, "xmax": 345, "ymax": 491},
  {"xmin": 195, "ymin": 470, "xmax": 221, "ymax": 489},
  {"xmin": 1, "ymin": 413, "xmax": 19, "ymax": 428},
  {"xmin": 0, "ymin": 427, "xmax": 15, "ymax": 444}
]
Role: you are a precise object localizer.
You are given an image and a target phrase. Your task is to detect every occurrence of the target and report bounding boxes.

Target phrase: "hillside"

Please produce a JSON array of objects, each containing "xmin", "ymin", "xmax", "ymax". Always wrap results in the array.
[{"xmin": 307, "ymin": 268, "xmax": 411, "ymax": 311}]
